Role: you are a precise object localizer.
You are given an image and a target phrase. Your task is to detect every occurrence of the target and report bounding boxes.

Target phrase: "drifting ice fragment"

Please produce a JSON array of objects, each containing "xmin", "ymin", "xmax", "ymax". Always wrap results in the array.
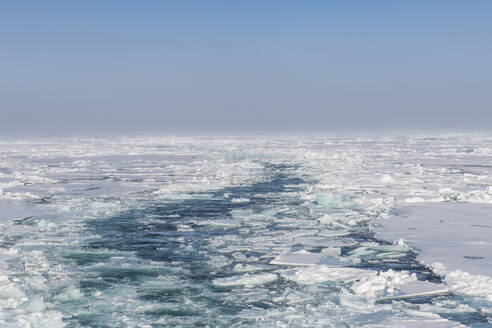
[
  {"xmin": 0, "ymin": 281, "xmax": 25, "ymax": 299},
  {"xmin": 56, "ymin": 285, "xmax": 84, "ymax": 302},
  {"xmin": 321, "ymin": 247, "xmax": 341, "ymax": 256},
  {"xmin": 376, "ymin": 280, "xmax": 449, "ymax": 303},
  {"xmin": 20, "ymin": 295, "xmax": 46, "ymax": 313},
  {"xmin": 280, "ymin": 266, "xmax": 375, "ymax": 284},
  {"xmin": 381, "ymin": 174, "xmax": 394, "ymax": 183},
  {"xmin": 364, "ymin": 317, "xmax": 465, "ymax": 328},
  {"xmin": 270, "ymin": 250, "xmax": 324, "ymax": 266},
  {"xmin": 348, "ymin": 269, "xmax": 449, "ymax": 302},
  {"xmin": 316, "ymin": 230, "xmax": 351, "ymax": 238},
  {"xmin": 445, "ymin": 270, "xmax": 492, "ymax": 302},
  {"xmin": 213, "ymin": 273, "xmax": 277, "ymax": 287},
  {"xmin": 231, "ymin": 198, "xmax": 250, "ymax": 203},
  {"xmin": 315, "ymin": 193, "xmax": 354, "ymax": 208},
  {"xmin": 293, "ymin": 236, "xmax": 357, "ymax": 248},
  {"xmin": 270, "ymin": 250, "xmax": 349, "ymax": 267}
]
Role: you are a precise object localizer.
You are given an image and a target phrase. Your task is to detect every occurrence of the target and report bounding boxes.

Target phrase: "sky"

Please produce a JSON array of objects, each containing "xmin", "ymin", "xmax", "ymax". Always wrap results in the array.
[{"xmin": 1, "ymin": 1, "xmax": 491, "ymax": 134}]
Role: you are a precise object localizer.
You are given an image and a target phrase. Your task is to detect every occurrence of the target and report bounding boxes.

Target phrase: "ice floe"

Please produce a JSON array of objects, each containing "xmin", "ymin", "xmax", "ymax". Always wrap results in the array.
[{"xmin": 213, "ymin": 273, "xmax": 278, "ymax": 287}]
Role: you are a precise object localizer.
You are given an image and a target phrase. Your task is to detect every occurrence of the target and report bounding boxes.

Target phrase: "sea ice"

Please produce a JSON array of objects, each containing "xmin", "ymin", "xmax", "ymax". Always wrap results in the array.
[
  {"xmin": 0, "ymin": 281, "xmax": 25, "ymax": 300},
  {"xmin": 55, "ymin": 285, "xmax": 84, "ymax": 302},
  {"xmin": 376, "ymin": 203, "xmax": 492, "ymax": 281},
  {"xmin": 20, "ymin": 295, "xmax": 46, "ymax": 313},
  {"xmin": 280, "ymin": 266, "xmax": 375, "ymax": 284},
  {"xmin": 445, "ymin": 270, "xmax": 492, "ymax": 302},
  {"xmin": 0, "ymin": 134, "xmax": 491, "ymax": 326},
  {"xmin": 363, "ymin": 317, "xmax": 466, "ymax": 328},
  {"xmin": 270, "ymin": 250, "xmax": 325, "ymax": 267},
  {"xmin": 315, "ymin": 193, "xmax": 355, "ymax": 209},
  {"xmin": 231, "ymin": 197, "xmax": 250, "ymax": 203},
  {"xmin": 271, "ymin": 249, "xmax": 351, "ymax": 267},
  {"xmin": 212, "ymin": 273, "xmax": 278, "ymax": 288},
  {"xmin": 293, "ymin": 236, "xmax": 357, "ymax": 248}
]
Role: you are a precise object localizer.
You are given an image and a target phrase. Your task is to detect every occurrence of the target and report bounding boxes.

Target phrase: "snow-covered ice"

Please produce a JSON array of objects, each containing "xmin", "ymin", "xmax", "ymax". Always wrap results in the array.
[{"xmin": 376, "ymin": 203, "xmax": 492, "ymax": 303}]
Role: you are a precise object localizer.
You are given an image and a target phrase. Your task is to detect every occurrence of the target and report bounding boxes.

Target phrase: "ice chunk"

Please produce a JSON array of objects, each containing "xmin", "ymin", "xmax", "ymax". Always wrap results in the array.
[
  {"xmin": 20, "ymin": 295, "xmax": 46, "ymax": 312},
  {"xmin": 36, "ymin": 219, "xmax": 56, "ymax": 231},
  {"xmin": 8, "ymin": 311, "xmax": 66, "ymax": 328},
  {"xmin": 213, "ymin": 273, "xmax": 277, "ymax": 287},
  {"xmin": 196, "ymin": 218, "xmax": 241, "ymax": 227},
  {"xmin": 318, "ymin": 212, "xmax": 362, "ymax": 229},
  {"xmin": 280, "ymin": 266, "xmax": 375, "ymax": 284},
  {"xmin": 177, "ymin": 224, "xmax": 193, "ymax": 231},
  {"xmin": 0, "ymin": 281, "xmax": 25, "ymax": 299},
  {"xmin": 349, "ymin": 269, "xmax": 448, "ymax": 302},
  {"xmin": 321, "ymin": 247, "xmax": 341, "ymax": 256},
  {"xmin": 445, "ymin": 270, "xmax": 492, "ymax": 302},
  {"xmin": 316, "ymin": 230, "xmax": 351, "ymax": 238},
  {"xmin": 315, "ymin": 193, "xmax": 354, "ymax": 208},
  {"xmin": 348, "ymin": 244, "xmax": 410, "ymax": 259},
  {"xmin": 270, "ymin": 250, "xmax": 324, "ymax": 267},
  {"xmin": 207, "ymin": 255, "xmax": 231, "ymax": 268},
  {"xmin": 364, "ymin": 317, "xmax": 466, "ymax": 328},
  {"xmin": 381, "ymin": 174, "xmax": 394, "ymax": 184},
  {"xmin": 376, "ymin": 280, "xmax": 449, "ymax": 302},
  {"xmin": 293, "ymin": 236, "xmax": 357, "ymax": 248},
  {"xmin": 56, "ymin": 285, "xmax": 84, "ymax": 302},
  {"xmin": 232, "ymin": 264, "xmax": 267, "ymax": 272},
  {"xmin": 231, "ymin": 197, "xmax": 250, "ymax": 203},
  {"xmin": 271, "ymin": 250, "xmax": 350, "ymax": 267}
]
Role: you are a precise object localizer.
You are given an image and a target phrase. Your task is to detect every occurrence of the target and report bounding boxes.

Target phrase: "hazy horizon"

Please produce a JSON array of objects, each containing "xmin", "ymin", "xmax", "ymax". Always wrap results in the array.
[{"xmin": 1, "ymin": 1, "xmax": 491, "ymax": 134}]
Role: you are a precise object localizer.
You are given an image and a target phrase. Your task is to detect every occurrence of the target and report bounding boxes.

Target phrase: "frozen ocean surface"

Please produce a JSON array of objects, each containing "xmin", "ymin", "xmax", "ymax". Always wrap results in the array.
[{"xmin": 0, "ymin": 133, "xmax": 491, "ymax": 327}]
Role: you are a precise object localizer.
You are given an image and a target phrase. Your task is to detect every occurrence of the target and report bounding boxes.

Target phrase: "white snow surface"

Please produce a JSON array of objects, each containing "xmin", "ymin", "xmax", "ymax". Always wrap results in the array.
[
  {"xmin": 376, "ymin": 203, "xmax": 492, "ymax": 276},
  {"xmin": 376, "ymin": 203, "xmax": 492, "ymax": 301}
]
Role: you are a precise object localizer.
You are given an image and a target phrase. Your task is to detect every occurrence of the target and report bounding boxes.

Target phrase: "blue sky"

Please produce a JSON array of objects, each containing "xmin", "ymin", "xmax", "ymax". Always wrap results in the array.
[{"xmin": 1, "ymin": 1, "xmax": 491, "ymax": 134}]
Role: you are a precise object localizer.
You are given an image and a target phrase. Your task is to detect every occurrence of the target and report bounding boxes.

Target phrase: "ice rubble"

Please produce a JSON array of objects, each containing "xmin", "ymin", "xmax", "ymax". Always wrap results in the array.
[
  {"xmin": 0, "ymin": 276, "xmax": 64, "ymax": 328},
  {"xmin": 446, "ymin": 270, "xmax": 492, "ymax": 302},
  {"xmin": 280, "ymin": 266, "xmax": 448, "ymax": 303}
]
